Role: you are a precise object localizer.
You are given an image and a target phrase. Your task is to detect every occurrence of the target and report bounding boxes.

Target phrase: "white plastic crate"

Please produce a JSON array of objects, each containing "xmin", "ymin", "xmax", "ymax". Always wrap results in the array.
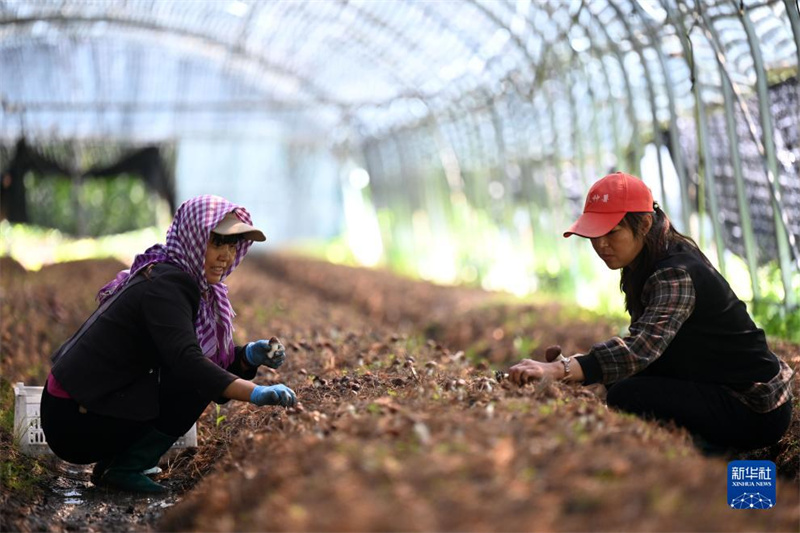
[{"xmin": 13, "ymin": 383, "xmax": 197, "ymax": 455}]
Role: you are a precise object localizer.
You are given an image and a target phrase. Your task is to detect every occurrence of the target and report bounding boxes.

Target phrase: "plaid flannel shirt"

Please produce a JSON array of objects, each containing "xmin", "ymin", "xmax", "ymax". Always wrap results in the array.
[{"xmin": 581, "ymin": 267, "xmax": 794, "ymax": 413}]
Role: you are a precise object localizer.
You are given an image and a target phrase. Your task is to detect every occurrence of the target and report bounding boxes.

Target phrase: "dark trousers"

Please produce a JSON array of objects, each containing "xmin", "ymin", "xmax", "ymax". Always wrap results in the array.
[
  {"xmin": 41, "ymin": 367, "xmax": 209, "ymax": 464},
  {"xmin": 606, "ymin": 376, "xmax": 792, "ymax": 450}
]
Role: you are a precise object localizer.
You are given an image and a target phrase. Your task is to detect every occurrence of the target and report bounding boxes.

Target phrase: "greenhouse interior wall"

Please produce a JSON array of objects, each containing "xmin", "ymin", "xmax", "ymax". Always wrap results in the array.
[{"xmin": 1, "ymin": 0, "xmax": 798, "ymax": 339}]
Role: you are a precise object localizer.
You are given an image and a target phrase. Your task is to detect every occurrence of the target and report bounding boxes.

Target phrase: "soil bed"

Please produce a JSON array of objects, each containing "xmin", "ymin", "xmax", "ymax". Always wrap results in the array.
[{"xmin": 2, "ymin": 254, "xmax": 798, "ymax": 532}]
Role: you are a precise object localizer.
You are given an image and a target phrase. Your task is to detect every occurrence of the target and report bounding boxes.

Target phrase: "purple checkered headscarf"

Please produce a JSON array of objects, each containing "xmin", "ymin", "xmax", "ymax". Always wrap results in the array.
[{"xmin": 97, "ymin": 195, "xmax": 256, "ymax": 368}]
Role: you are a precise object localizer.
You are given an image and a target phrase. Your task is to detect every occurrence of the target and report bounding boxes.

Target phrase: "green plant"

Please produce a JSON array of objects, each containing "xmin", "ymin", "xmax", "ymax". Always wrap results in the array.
[
  {"xmin": 0, "ymin": 378, "xmax": 15, "ymax": 434},
  {"xmin": 1, "ymin": 457, "xmax": 49, "ymax": 498},
  {"xmin": 751, "ymin": 301, "xmax": 800, "ymax": 343},
  {"xmin": 24, "ymin": 172, "xmax": 162, "ymax": 237},
  {"xmin": 214, "ymin": 404, "xmax": 226, "ymax": 427},
  {"xmin": 747, "ymin": 262, "xmax": 800, "ymax": 342},
  {"xmin": 513, "ymin": 335, "xmax": 539, "ymax": 358}
]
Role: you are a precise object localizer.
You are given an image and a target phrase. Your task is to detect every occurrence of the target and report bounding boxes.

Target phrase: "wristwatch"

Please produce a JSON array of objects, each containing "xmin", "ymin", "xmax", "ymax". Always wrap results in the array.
[{"xmin": 554, "ymin": 353, "xmax": 571, "ymax": 376}]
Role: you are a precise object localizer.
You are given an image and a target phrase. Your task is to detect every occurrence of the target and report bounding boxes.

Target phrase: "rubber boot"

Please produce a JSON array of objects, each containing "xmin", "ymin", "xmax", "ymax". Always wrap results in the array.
[
  {"xmin": 90, "ymin": 458, "xmax": 110, "ymax": 486},
  {"xmin": 92, "ymin": 460, "xmax": 161, "ymax": 484},
  {"xmin": 97, "ymin": 429, "xmax": 177, "ymax": 493}
]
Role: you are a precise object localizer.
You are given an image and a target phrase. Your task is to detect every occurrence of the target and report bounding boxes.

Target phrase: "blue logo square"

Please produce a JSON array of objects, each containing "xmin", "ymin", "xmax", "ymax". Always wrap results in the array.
[{"xmin": 727, "ymin": 460, "xmax": 777, "ymax": 509}]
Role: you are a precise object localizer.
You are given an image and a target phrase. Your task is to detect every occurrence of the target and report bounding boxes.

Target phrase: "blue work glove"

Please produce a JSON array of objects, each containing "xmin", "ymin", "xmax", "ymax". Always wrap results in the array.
[
  {"xmin": 245, "ymin": 337, "xmax": 286, "ymax": 369},
  {"xmin": 250, "ymin": 384, "xmax": 296, "ymax": 407}
]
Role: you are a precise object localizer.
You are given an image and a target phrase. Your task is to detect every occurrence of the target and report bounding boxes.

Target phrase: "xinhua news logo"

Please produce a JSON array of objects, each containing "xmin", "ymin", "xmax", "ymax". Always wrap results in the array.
[{"xmin": 727, "ymin": 460, "xmax": 776, "ymax": 510}]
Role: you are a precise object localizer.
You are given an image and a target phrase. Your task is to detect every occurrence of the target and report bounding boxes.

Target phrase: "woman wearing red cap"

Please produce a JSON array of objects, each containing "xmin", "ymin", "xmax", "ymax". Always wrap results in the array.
[{"xmin": 507, "ymin": 172, "xmax": 793, "ymax": 451}]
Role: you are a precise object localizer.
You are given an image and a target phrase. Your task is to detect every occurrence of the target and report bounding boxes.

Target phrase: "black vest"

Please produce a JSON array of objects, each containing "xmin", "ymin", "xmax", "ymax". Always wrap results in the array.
[{"xmin": 639, "ymin": 247, "xmax": 779, "ymax": 389}]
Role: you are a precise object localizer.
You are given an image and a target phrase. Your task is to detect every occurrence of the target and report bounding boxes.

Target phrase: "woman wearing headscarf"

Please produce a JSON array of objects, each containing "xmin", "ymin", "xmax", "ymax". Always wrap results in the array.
[
  {"xmin": 41, "ymin": 195, "xmax": 296, "ymax": 493},
  {"xmin": 507, "ymin": 172, "xmax": 793, "ymax": 452}
]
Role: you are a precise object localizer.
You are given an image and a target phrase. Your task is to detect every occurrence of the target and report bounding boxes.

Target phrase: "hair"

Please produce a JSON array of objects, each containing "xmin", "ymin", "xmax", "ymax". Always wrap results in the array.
[
  {"xmin": 619, "ymin": 205, "xmax": 706, "ymax": 319},
  {"xmin": 209, "ymin": 232, "xmax": 244, "ymax": 247}
]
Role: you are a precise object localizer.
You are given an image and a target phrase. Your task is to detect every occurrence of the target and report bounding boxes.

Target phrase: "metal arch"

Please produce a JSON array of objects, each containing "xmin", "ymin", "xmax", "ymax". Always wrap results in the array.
[
  {"xmin": 463, "ymin": 0, "xmax": 537, "ymax": 66},
  {"xmin": 487, "ymin": 99, "xmax": 508, "ymax": 189},
  {"xmin": 427, "ymin": 115, "xmax": 463, "ymax": 246},
  {"xmin": 414, "ymin": 1, "xmax": 554, "ymax": 140},
  {"xmin": 389, "ymin": 132, "xmax": 419, "ymax": 217},
  {"xmin": 513, "ymin": 5, "xmax": 594, "ymax": 189},
  {"xmin": 494, "ymin": 0, "xmax": 632, "ymax": 177},
  {"xmin": 688, "ymin": 0, "xmax": 800, "ymax": 65},
  {"xmin": 576, "ymin": 3, "xmax": 643, "ymax": 176},
  {"xmin": 406, "ymin": 133, "xmax": 432, "ymax": 203},
  {"xmin": 438, "ymin": 109, "xmax": 480, "ymax": 183},
  {"xmin": 425, "ymin": 115, "xmax": 468, "ymax": 251},
  {"xmin": 467, "ymin": 0, "xmax": 618, "ymax": 164},
  {"xmin": 368, "ymin": 0, "xmax": 795, "ymax": 170},
  {"xmin": 629, "ymin": 0, "xmax": 692, "ymax": 233},
  {"xmin": 698, "ymin": 9, "xmax": 762, "ymax": 298},
  {"xmin": 369, "ymin": 135, "xmax": 399, "ymax": 205},
  {"xmin": 564, "ymin": 57, "xmax": 586, "ymax": 187},
  {"xmin": 361, "ymin": 0, "xmax": 551, "ymax": 146},
  {"xmin": 533, "ymin": 4, "xmax": 623, "ymax": 173},
  {"xmin": 606, "ymin": 0, "xmax": 669, "ymax": 202},
  {"xmin": 575, "ymin": 57, "xmax": 610, "ymax": 185},
  {"xmin": 541, "ymin": 67, "xmax": 571, "ymax": 227},
  {"xmin": 722, "ymin": 59, "xmax": 762, "ymax": 299},
  {"xmin": 231, "ymin": 0, "xmax": 259, "ymax": 52},
  {"xmin": 552, "ymin": 32, "xmax": 608, "ymax": 189},
  {"xmin": 471, "ymin": 89, "xmax": 503, "ymax": 178},
  {"xmin": 581, "ymin": 52, "xmax": 626, "ymax": 176},
  {"xmin": 734, "ymin": 0, "xmax": 799, "ymax": 308},
  {"xmin": 499, "ymin": 91, "xmax": 550, "ymax": 233},
  {"xmin": 326, "ymin": 30, "xmax": 421, "ymax": 102},
  {"xmin": 467, "ymin": 101, "xmax": 490, "ymax": 211},
  {"xmin": 430, "ymin": 109, "xmax": 468, "ymax": 197},
  {"xmin": 544, "ymin": 5, "xmax": 627, "ymax": 176},
  {"xmin": 509, "ymin": 100, "xmax": 539, "ymax": 239},
  {"xmin": 492, "ymin": 94, "xmax": 545, "ymax": 229},
  {"xmin": 707, "ymin": 0, "xmax": 799, "ymax": 69},
  {"xmin": 404, "ymin": 1, "xmax": 498, "ymax": 111},
  {"xmin": 583, "ymin": 57, "xmax": 615, "ymax": 182},
  {"xmin": 523, "ymin": 104, "xmax": 550, "ymax": 218},
  {"xmin": 462, "ymin": 0, "xmax": 555, "ymax": 107},
  {"xmin": 691, "ymin": 11, "xmax": 792, "ymax": 172},
  {"xmin": 661, "ymin": 0, "xmax": 729, "ymax": 276},
  {"xmin": 356, "ymin": 0, "xmax": 631, "ymax": 159},
  {"xmin": 362, "ymin": 140, "xmax": 387, "ymax": 209},
  {"xmin": 703, "ymin": 6, "xmax": 797, "ymax": 80},
  {"xmin": 0, "ymin": 14, "xmax": 342, "ymax": 109},
  {"xmin": 692, "ymin": 3, "xmax": 800, "ymax": 296},
  {"xmin": 316, "ymin": 1, "xmax": 443, "ymax": 100},
  {"xmin": 413, "ymin": 1, "xmax": 487, "ymax": 54},
  {"xmin": 539, "ymin": 66, "xmax": 586, "ymax": 277},
  {"xmin": 785, "ymin": 0, "xmax": 800, "ymax": 67},
  {"xmin": 337, "ymin": 0, "xmax": 448, "ymax": 72}
]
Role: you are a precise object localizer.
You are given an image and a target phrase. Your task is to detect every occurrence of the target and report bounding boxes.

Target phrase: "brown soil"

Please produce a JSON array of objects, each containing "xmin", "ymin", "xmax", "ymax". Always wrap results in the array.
[{"xmin": 1, "ymin": 253, "xmax": 798, "ymax": 532}]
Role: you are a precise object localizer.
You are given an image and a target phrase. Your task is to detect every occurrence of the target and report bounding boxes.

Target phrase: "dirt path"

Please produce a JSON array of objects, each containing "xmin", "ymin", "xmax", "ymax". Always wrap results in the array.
[
  {"xmin": 2, "ymin": 254, "xmax": 798, "ymax": 532},
  {"xmin": 27, "ymin": 463, "xmax": 176, "ymax": 532}
]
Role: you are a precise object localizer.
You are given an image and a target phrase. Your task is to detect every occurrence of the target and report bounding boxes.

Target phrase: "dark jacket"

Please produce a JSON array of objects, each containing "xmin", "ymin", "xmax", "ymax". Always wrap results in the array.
[
  {"xmin": 51, "ymin": 263, "xmax": 256, "ymax": 421},
  {"xmin": 641, "ymin": 247, "xmax": 779, "ymax": 387}
]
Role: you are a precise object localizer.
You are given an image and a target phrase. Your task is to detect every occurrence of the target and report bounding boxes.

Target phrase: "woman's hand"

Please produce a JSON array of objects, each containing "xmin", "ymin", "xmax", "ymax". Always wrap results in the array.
[
  {"xmin": 250, "ymin": 384, "xmax": 296, "ymax": 407},
  {"xmin": 508, "ymin": 359, "xmax": 564, "ymax": 385},
  {"xmin": 507, "ymin": 345, "xmax": 585, "ymax": 385},
  {"xmin": 245, "ymin": 337, "xmax": 286, "ymax": 369}
]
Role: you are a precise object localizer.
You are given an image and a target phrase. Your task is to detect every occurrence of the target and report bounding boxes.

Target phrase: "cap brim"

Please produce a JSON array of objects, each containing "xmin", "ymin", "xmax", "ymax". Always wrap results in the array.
[
  {"xmin": 237, "ymin": 229, "xmax": 266, "ymax": 242},
  {"xmin": 563, "ymin": 211, "xmax": 626, "ymax": 238},
  {"xmin": 213, "ymin": 216, "xmax": 267, "ymax": 242}
]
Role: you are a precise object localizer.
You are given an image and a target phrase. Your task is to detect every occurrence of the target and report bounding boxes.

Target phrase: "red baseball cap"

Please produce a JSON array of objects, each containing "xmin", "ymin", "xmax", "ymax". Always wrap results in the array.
[{"xmin": 563, "ymin": 172, "xmax": 654, "ymax": 238}]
